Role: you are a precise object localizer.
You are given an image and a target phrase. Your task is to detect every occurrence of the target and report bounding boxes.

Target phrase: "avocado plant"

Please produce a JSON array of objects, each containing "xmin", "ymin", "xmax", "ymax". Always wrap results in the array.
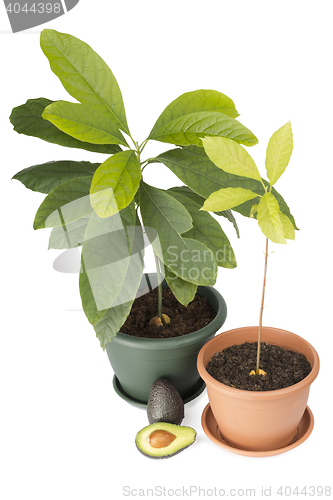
[
  {"xmin": 200, "ymin": 122, "xmax": 296, "ymax": 374},
  {"xmin": 11, "ymin": 29, "xmax": 293, "ymax": 350}
]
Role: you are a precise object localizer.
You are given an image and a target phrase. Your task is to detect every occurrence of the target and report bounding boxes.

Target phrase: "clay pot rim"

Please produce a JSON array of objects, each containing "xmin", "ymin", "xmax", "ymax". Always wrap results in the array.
[{"xmin": 197, "ymin": 326, "xmax": 320, "ymax": 401}]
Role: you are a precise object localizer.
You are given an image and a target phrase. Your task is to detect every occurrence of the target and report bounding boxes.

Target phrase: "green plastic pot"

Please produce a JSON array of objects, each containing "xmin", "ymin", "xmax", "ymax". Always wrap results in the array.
[{"xmin": 106, "ymin": 273, "xmax": 227, "ymax": 405}]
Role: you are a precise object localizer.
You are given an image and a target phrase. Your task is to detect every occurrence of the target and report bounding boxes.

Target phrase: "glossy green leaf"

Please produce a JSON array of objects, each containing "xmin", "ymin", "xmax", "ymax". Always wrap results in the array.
[
  {"xmin": 33, "ymin": 176, "xmax": 93, "ymax": 230},
  {"xmin": 90, "ymin": 150, "xmax": 141, "ymax": 217},
  {"xmin": 163, "ymin": 266, "xmax": 197, "ymax": 306},
  {"xmin": 280, "ymin": 212, "xmax": 295, "ymax": 240},
  {"xmin": 43, "ymin": 101, "xmax": 128, "ymax": 146},
  {"xmin": 13, "ymin": 160, "xmax": 100, "ymax": 194},
  {"xmin": 40, "ymin": 29, "xmax": 130, "ymax": 135},
  {"xmin": 140, "ymin": 182, "xmax": 217, "ymax": 286},
  {"xmin": 202, "ymin": 136, "xmax": 261, "ymax": 181},
  {"xmin": 48, "ymin": 216, "xmax": 90, "ymax": 249},
  {"xmin": 149, "ymin": 90, "xmax": 239, "ymax": 138},
  {"xmin": 10, "ymin": 98, "xmax": 122, "ymax": 154},
  {"xmin": 168, "ymin": 189, "xmax": 236, "ymax": 268},
  {"xmin": 265, "ymin": 121, "xmax": 293, "ymax": 186},
  {"xmin": 201, "ymin": 187, "xmax": 258, "ymax": 212},
  {"xmin": 257, "ymin": 192, "xmax": 286, "ymax": 244},
  {"xmin": 79, "ymin": 203, "xmax": 144, "ymax": 327},
  {"xmin": 148, "ymin": 110, "xmax": 258, "ymax": 147}
]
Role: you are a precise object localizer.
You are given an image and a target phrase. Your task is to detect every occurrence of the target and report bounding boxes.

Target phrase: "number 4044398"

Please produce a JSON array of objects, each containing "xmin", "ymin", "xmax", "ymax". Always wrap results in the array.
[{"xmin": 6, "ymin": 3, "xmax": 62, "ymax": 14}]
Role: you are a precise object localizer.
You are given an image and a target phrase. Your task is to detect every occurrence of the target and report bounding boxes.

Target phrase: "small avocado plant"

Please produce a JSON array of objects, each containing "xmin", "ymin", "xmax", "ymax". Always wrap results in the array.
[
  {"xmin": 10, "ymin": 29, "xmax": 293, "ymax": 350},
  {"xmin": 200, "ymin": 121, "xmax": 296, "ymax": 374}
]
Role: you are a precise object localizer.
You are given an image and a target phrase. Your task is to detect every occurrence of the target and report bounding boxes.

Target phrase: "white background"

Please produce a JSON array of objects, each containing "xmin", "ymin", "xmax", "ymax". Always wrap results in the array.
[{"xmin": 1, "ymin": 1, "xmax": 332, "ymax": 499}]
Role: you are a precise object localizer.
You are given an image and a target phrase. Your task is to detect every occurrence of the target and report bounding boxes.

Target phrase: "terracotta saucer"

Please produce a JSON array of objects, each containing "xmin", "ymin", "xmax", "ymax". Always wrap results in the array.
[
  {"xmin": 113, "ymin": 375, "xmax": 206, "ymax": 409},
  {"xmin": 201, "ymin": 403, "xmax": 314, "ymax": 457}
]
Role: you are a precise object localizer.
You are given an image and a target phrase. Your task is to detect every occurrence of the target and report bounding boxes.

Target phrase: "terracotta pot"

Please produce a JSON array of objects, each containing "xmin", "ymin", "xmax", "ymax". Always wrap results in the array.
[{"xmin": 197, "ymin": 326, "xmax": 319, "ymax": 452}]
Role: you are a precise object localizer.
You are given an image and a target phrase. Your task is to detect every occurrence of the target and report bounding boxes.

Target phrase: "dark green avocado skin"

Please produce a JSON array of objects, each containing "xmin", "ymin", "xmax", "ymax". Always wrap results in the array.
[{"xmin": 147, "ymin": 378, "xmax": 184, "ymax": 425}]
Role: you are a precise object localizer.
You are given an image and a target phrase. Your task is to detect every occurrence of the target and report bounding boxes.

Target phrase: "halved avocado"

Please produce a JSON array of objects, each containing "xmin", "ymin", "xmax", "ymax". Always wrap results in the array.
[{"xmin": 135, "ymin": 422, "xmax": 196, "ymax": 459}]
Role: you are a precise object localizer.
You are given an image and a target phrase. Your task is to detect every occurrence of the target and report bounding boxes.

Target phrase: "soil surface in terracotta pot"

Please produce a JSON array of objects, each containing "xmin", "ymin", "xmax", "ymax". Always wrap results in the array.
[
  {"xmin": 121, "ymin": 288, "xmax": 216, "ymax": 339},
  {"xmin": 206, "ymin": 342, "xmax": 312, "ymax": 391}
]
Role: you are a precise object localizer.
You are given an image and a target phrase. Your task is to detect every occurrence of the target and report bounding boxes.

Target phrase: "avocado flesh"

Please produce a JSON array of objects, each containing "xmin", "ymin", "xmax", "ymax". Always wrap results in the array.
[
  {"xmin": 135, "ymin": 422, "xmax": 196, "ymax": 459},
  {"xmin": 147, "ymin": 378, "xmax": 184, "ymax": 425}
]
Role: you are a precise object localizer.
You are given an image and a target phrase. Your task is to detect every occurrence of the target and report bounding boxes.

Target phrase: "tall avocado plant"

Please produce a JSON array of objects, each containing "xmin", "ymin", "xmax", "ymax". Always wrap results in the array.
[{"xmin": 11, "ymin": 29, "xmax": 295, "ymax": 349}]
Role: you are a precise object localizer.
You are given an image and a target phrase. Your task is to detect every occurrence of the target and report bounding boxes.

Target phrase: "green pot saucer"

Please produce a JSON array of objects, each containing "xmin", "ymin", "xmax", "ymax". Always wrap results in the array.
[{"xmin": 113, "ymin": 375, "xmax": 206, "ymax": 409}]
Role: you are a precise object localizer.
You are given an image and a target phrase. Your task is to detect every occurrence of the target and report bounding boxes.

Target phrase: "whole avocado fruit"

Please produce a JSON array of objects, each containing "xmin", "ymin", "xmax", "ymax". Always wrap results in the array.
[
  {"xmin": 147, "ymin": 378, "xmax": 184, "ymax": 425},
  {"xmin": 135, "ymin": 422, "xmax": 196, "ymax": 459}
]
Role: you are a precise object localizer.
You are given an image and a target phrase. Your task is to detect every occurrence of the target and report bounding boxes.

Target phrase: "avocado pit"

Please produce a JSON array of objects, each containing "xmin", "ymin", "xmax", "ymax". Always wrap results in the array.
[
  {"xmin": 148, "ymin": 429, "xmax": 176, "ymax": 448},
  {"xmin": 149, "ymin": 314, "xmax": 171, "ymax": 327}
]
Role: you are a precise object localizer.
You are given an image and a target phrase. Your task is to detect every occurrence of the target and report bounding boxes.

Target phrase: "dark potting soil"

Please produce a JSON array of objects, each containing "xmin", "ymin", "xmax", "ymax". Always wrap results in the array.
[
  {"xmin": 206, "ymin": 342, "xmax": 312, "ymax": 391},
  {"xmin": 120, "ymin": 288, "xmax": 216, "ymax": 339}
]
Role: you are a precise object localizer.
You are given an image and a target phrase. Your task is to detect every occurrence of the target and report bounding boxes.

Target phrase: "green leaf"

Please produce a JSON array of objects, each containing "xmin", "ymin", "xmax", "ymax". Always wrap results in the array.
[
  {"xmin": 270, "ymin": 183, "xmax": 297, "ymax": 230},
  {"xmin": 154, "ymin": 146, "xmax": 296, "ymax": 228},
  {"xmin": 48, "ymin": 216, "xmax": 90, "ymax": 249},
  {"xmin": 167, "ymin": 186, "xmax": 206, "ymax": 204},
  {"xmin": 216, "ymin": 209, "xmax": 240, "ymax": 238},
  {"xmin": 140, "ymin": 182, "xmax": 217, "ymax": 286},
  {"xmin": 13, "ymin": 160, "xmax": 100, "ymax": 194},
  {"xmin": 265, "ymin": 121, "xmax": 293, "ymax": 185},
  {"xmin": 202, "ymin": 136, "xmax": 261, "ymax": 181},
  {"xmin": 79, "ymin": 203, "xmax": 144, "ymax": 328},
  {"xmin": 33, "ymin": 176, "xmax": 93, "ymax": 230},
  {"xmin": 280, "ymin": 212, "xmax": 295, "ymax": 240},
  {"xmin": 148, "ymin": 110, "xmax": 258, "ymax": 147},
  {"xmin": 40, "ymin": 29, "xmax": 130, "ymax": 135},
  {"xmin": 169, "ymin": 186, "xmax": 240, "ymax": 238},
  {"xmin": 10, "ymin": 98, "xmax": 121, "ymax": 154},
  {"xmin": 94, "ymin": 300, "xmax": 135, "ymax": 350},
  {"xmin": 79, "ymin": 256, "xmax": 107, "ymax": 326},
  {"xmin": 257, "ymin": 192, "xmax": 286, "ymax": 244},
  {"xmin": 250, "ymin": 204, "xmax": 259, "ymax": 217},
  {"xmin": 201, "ymin": 187, "xmax": 258, "ymax": 212},
  {"xmin": 154, "ymin": 146, "xmax": 260, "ymax": 204},
  {"xmin": 168, "ymin": 189, "xmax": 236, "ymax": 268},
  {"xmin": 90, "ymin": 150, "xmax": 141, "ymax": 217},
  {"xmin": 149, "ymin": 90, "xmax": 239, "ymax": 138},
  {"xmin": 163, "ymin": 266, "xmax": 197, "ymax": 306},
  {"xmin": 43, "ymin": 101, "xmax": 128, "ymax": 146}
]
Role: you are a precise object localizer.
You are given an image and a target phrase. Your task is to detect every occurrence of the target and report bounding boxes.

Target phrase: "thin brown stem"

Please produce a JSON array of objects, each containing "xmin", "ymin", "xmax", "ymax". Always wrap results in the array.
[
  {"xmin": 154, "ymin": 252, "xmax": 163, "ymax": 321},
  {"xmin": 256, "ymin": 237, "xmax": 269, "ymax": 374}
]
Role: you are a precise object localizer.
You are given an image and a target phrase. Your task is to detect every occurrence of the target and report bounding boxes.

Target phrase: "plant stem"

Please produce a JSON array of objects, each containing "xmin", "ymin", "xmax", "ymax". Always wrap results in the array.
[
  {"xmin": 261, "ymin": 180, "xmax": 268, "ymax": 192},
  {"xmin": 154, "ymin": 252, "xmax": 163, "ymax": 320},
  {"xmin": 139, "ymin": 139, "xmax": 149, "ymax": 154},
  {"xmin": 256, "ymin": 237, "xmax": 269, "ymax": 374}
]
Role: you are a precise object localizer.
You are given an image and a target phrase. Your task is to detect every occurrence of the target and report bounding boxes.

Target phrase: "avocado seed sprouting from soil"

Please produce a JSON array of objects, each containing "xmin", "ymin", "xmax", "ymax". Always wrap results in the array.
[{"xmin": 149, "ymin": 314, "xmax": 171, "ymax": 327}]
